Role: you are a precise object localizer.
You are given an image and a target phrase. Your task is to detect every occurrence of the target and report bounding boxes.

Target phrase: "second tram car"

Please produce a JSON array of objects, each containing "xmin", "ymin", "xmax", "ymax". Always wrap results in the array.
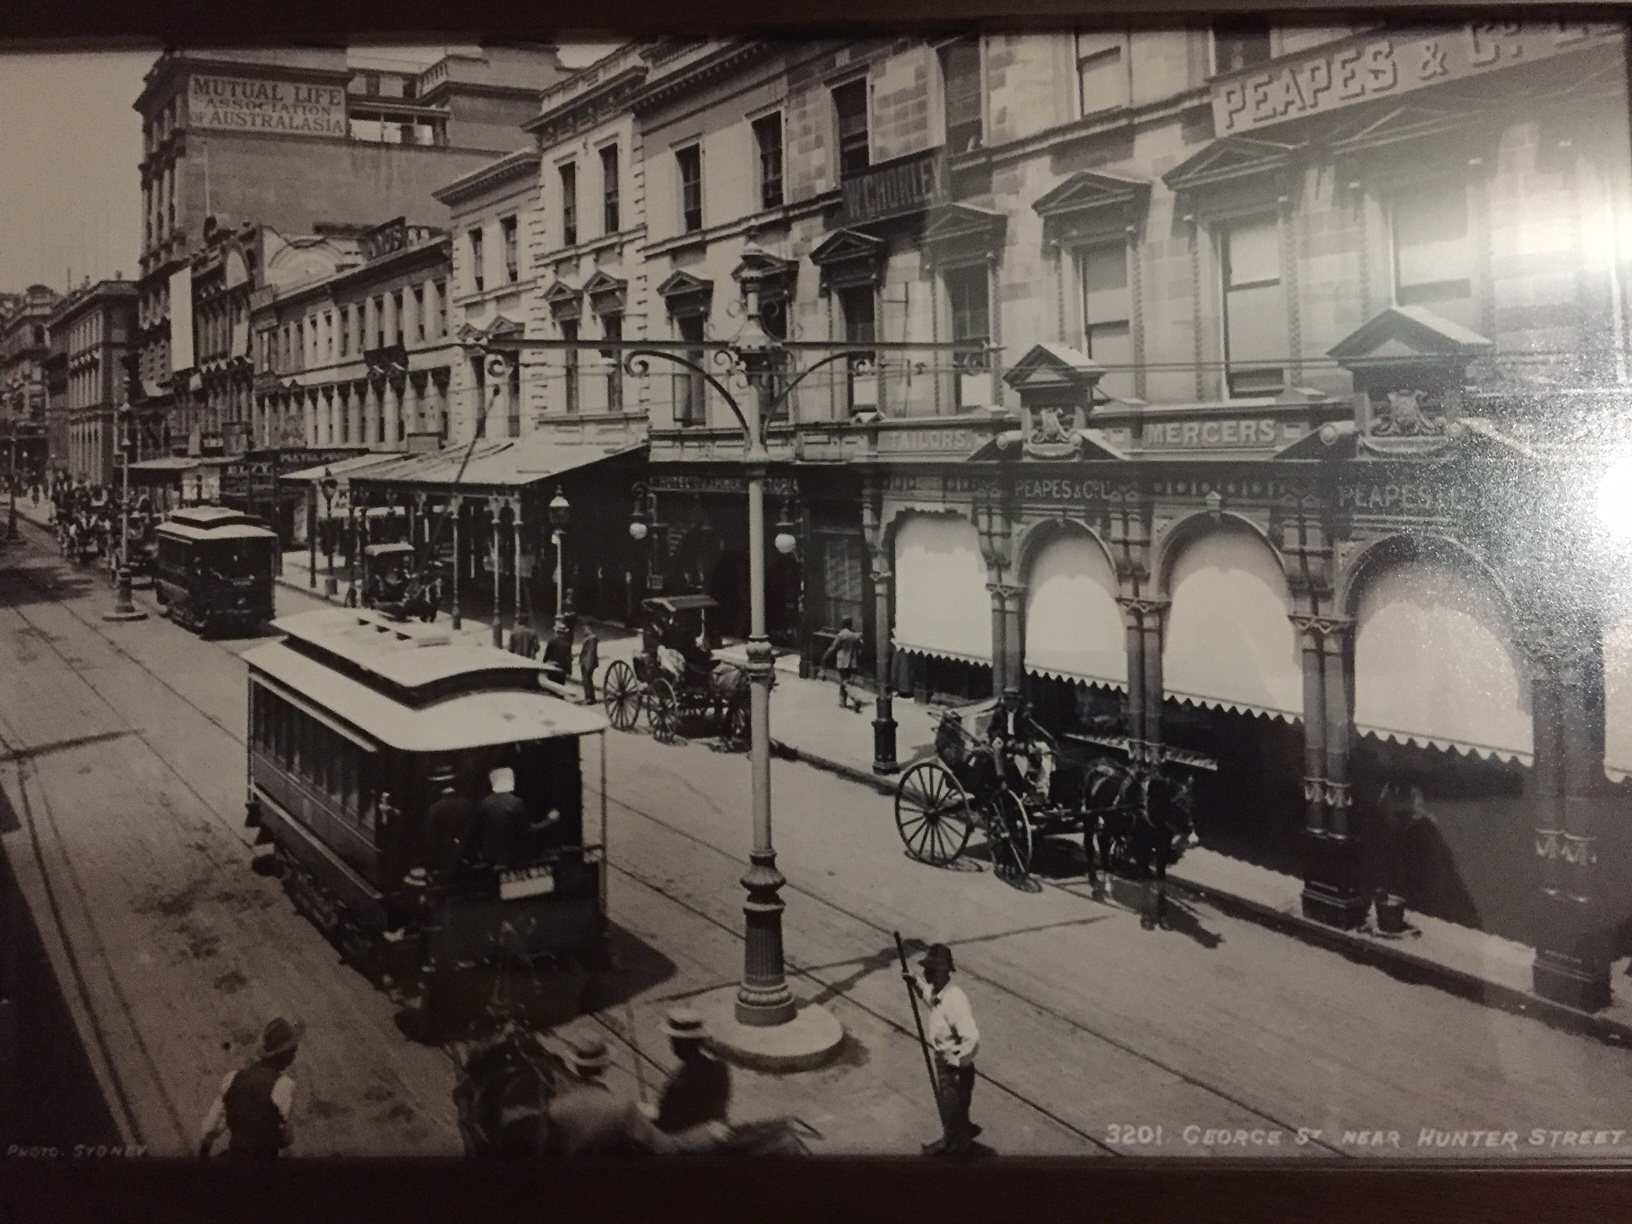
[
  {"xmin": 241, "ymin": 607, "xmax": 610, "ymax": 1036},
  {"xmin": 154, "ymin": 506, "xmax": 278, "ymax": 634}
]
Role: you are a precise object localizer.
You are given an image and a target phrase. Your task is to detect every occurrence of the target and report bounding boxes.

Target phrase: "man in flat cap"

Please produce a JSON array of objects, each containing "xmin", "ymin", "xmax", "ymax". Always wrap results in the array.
[
  {"xmin": 199, "ymin": 1017, "xmax": 304, "ymax": 1159},
  {"xmin": 905, "ymin": 944, "xmax": 981, "ymax": 1156},
  {"xmin": 655, "ymin": 1008, "xmax": 731, "ymax": 1135}
]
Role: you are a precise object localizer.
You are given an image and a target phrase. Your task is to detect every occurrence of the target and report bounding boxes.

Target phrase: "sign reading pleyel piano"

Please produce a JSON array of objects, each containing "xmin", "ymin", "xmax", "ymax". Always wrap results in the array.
[{"xmin": 1212, "ymin": 22, "xmax": 1623, "ymax": 136}]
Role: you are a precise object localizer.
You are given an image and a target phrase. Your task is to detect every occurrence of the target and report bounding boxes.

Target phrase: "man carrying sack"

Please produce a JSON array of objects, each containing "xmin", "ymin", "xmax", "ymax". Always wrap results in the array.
[{"xmin": 899, "ymin": 941, "xmax": 981, "ymax": 1156}]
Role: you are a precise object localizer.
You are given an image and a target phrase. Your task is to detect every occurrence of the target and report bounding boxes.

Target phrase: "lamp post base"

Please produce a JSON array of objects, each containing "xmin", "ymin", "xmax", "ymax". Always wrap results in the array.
[
  {"xmin": 324, "ymin": 575, "xmax": 338, "ymax": 598},
  {"xmin": 694, "ymin": 986, "xmax": 845, "ymax": 1073},
  {"xmin": 104, "ymin": 568, "xmax": 148, "ymax": 622}
]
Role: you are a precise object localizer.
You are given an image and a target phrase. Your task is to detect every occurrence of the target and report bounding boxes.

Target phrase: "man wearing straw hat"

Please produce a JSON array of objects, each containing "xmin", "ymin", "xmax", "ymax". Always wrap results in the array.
[
  {"xmin": 655, "ymin": 1008, "xmax": 731, "ymax": 1135},
  {"xmin": 905, "ymin": 944, "xmax": 981, "ymax": 1156},
  {"xmin": 198, "ymin": 1017, "xmax": 304, "ymax": 1159},
  {"xmin": 541, "ymin": 1035, "xmax": 731, "ymax": 1157}
]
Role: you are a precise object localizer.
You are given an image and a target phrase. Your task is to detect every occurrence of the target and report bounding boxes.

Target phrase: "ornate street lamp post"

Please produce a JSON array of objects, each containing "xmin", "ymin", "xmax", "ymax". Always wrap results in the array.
[
  {"xmin": 320, "ymin": 469, "xmax": 339, "ymax": 598},
  {"xmin": 4, "ymin": 432, "xmax": 18, "ymax": 545},
  {"xmin": 104, "ymin": 408, "xmax": 146, "ymax": 623},
  {"xmin": 549, "ymin": 486, "xmax": 571, "ymax": 621}
]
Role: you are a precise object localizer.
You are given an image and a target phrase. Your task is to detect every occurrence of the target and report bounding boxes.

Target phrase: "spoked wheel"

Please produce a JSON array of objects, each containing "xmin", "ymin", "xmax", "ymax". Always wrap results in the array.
[
  {"xmin": 647, "ymin": 677, "xmax": 678, "ymax": 744},
  {"xmin": 721, "ymin": 695, "xmax": 750, "ymax": 752},
  {"xmin": 602, "ymin": 660, "xmax": 641, "ymax": 732},
  {"xmin": 894, "ymin": 761, "xmax": 974, "ymax": 867},
  {"xmin": 987, "ymin": 788, "xmax": 1034, "ymax": 882}
]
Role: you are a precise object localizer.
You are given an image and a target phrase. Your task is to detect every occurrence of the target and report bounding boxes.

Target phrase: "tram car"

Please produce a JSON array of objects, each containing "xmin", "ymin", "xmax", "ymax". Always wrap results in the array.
[
  {"xmin": 240, "ymin": 607, "xmax": 610, "ymax": 1037},
  {"xmin": 153, "ymin": 506, "xmax": 278, "ymax": 635}
]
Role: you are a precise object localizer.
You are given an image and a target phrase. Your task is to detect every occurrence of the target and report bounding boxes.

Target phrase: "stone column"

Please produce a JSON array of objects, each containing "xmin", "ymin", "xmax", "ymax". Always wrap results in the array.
[
  {"xmin": 998, "ymin": 583, "xmax": 1026, "ymax": 702},
  {"xmin": 1293, "ymin": 615, "xmax": 1366, "ymax": 929},
  {"xmin": 1529, "ymin": 619, "xmax": 1613, "ymax": 1011},
  {"xmin": 1293, "ymin": 612, "xmax": 1329, "ymax": 844},
  {"xmin": 986, "ymin": 579, "xmax": 1009, "ymax": 697},
  {"xmin": 1118, "ymin": 595, "xmax": 1147, "ymax": 747},
  {"xmin": 1140, "ymin": 599, "xmax": 1167, "ymax": 758}
]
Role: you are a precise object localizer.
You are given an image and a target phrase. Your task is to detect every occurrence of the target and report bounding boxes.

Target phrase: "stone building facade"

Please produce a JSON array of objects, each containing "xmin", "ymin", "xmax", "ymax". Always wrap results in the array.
[
  {"xmin": 0, "ymin": 285, "xmax": 62, "ymax": 482},
  {"xmin": 45, "ymin": 280, "xmax": 139, "ymax": 485}
]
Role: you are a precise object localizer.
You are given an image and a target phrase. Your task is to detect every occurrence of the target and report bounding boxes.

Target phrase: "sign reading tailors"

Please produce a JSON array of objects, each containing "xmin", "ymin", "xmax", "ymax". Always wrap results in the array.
[
  {"xmin": 1213, "ymin": 23, "xmax": 1622, "ymax": 136},
  {"xmin": 189, "ymin": 74, "xmax": 348, "ymax": 137}
]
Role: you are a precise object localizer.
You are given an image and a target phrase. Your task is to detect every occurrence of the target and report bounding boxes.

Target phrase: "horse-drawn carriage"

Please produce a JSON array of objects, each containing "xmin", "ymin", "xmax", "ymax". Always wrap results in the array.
[
  {"xmin": 348, "ymin": 541, "xmax": 438, "ymax": 621},
  {"xmin": 600, "ymin": 595, "xmax": 753, "ymax": 749},
  {"xmin": 894, "ymin": 699, "xmax": 1215, "ymax": 895}
]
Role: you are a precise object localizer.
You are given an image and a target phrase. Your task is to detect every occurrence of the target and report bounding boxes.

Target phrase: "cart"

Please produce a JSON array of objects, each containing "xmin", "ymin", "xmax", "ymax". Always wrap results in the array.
[
  {"xmin": 893, "ymin": 703, "xmax": 1215, "ymax": 885},
  {"xmin": 600, "ymin": 594, "xmax": 752, "ymax": 749}
]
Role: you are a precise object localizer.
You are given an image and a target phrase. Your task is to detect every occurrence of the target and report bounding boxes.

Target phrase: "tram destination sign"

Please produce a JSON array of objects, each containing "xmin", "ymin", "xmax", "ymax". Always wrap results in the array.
[{"xmin": 1213, "ymin": 22, "xmax": 1622, "ymax": 136}]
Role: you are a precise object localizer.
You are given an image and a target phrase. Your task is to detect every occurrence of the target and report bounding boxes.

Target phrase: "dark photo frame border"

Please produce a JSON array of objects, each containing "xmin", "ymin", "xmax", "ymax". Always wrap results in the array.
[{"xmin": 4, "ymin": 4, "xmax": 1632, "ymax": 1221}]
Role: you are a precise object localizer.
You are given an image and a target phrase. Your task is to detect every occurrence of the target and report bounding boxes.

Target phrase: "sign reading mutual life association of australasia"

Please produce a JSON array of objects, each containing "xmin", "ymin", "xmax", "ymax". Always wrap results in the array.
[{"xmin": 188, "ymin": 74, "xmax": 349, "ymax": 138}]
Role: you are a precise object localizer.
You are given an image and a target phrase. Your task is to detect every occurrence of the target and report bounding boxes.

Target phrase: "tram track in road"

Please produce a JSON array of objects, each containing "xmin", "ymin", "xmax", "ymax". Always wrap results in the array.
[{"xmin": 1, "ymin": 527, "xmax": 1343, "ymax": 1156}]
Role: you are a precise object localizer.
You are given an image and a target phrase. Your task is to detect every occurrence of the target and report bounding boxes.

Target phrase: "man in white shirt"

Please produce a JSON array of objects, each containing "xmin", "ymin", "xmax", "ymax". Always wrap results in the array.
[{"xmin": 906, "ymin": 943, "xmax": 980, "ymax": 1156}]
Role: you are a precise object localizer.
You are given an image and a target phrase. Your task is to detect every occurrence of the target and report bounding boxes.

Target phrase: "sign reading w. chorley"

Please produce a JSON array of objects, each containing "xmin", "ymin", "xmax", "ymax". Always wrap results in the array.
[
  {"xmin": 189, "ymin": 74, "xmax": 348, "ymax": 137},
  {"xmin": 1212, "ymin": 23, "xmax": 1623, "ymax": 136}
]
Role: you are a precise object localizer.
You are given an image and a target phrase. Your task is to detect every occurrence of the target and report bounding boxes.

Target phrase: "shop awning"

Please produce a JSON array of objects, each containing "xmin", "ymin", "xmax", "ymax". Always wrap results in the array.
[
  {"xmin": 892, "ymin": 512, "xmax": 992, "ymax": 664},
  {"xmin": 349, "ymin": 435, "xmax": 644, "ymax": 494},
  {"xmin": 1162, "ymin": 529, "xmax": 1304, "ymax": 722},
  {"xmin": 1023, "ymin": 532, "xmax": 1127, "ymax": 689},
  {"xmin": 130, "ymin": 457, "xmax": 203, "ymax": 472},
  {"xmin": 1353, "ymin": 558, "xmax": 1533, "ymax": 765},
  {"xmin": 284, "ymin": 452, "xmax": 404, "ymax": 484}
]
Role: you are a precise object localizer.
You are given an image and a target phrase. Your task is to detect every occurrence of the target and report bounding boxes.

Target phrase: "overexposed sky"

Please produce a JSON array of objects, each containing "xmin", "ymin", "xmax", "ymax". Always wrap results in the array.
[{"xmin": 0, "ymin": 40, "xmax": 622, "ymax": 293}]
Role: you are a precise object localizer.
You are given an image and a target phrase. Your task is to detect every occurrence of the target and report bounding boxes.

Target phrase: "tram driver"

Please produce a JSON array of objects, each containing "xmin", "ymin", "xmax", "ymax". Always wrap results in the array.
[{"xmin": 470, "ymin": 765, "xmax": 561, "ymax": 880}]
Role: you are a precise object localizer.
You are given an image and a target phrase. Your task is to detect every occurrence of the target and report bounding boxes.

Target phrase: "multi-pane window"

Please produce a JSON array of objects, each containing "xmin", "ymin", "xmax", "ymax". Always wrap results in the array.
[
  {"xmin": 501, "ymin": 216, "xmax": 520, "ymax": 282},
  {"xmin": 676, "ymin": 314, "xmax": 706, "ymax": 424},
  {"xmin": 1079, "ymin": 243, "xmax": 1132, "ymax": 399},
  {"xmin": 818, "ymin": 533, "xmax": 866, "ymax": 636},
  {"xmin": 939, "ymin": 37, "xmax": 983, "ymax": 154},
  {"xmin": 1213, "ymin": 21, "xmax": 1273, "ymax": 74},
  {"xmin": 392, "ymin": 291, "xmax": 405, "ymax": 346},
  {"xmin": 600, "ymin": 145, "xmax": 620, "ymax": 234},
  {"xmin": 603, "ymin": 314, "xmax": 623, "ymax": 410},
  {"xmin": 414, "ymin": 286, "xmax": 426, "ymax": 341},
  {"xmin": 561, "ymin": 318, "xmax": 580, "ymax": 413},
  {"xmin": 507, "ymin": 361, "xmax": 521, "ymax": 437},
  {"xmin": 325, "ymin": 311, "xmax": 334, "ymax": 360},
  {"xmin": 753, "ymin": 113, "xmax": 784, "ymax": 210},
  {"xmin": 833, "ymin": 79, "xmax": 870, "ymax": 179},
  {"xmin": 340, "ymin": 305, "xmax": 351, "ymax": 356},
  {"xmin": 840, "ymin": 285, "xmax": 877, "ymax": 414},
  {"xmin": 374, "ymin": 296, "xmax": 386, "ymax": 350},
  {"xmin": 946, "ymin": 264, "xmax": 991, "ymax": 408},
  {"xmin": 470, "ymin": 227, "xmax": 485, "ymax": 293},
  {"xmin": 1391, "ymin": 184, "xmax": 1475, "ymax": 330},
  {"xmin": 295, "ymin": 320, "xmax": 305, "ymax": 369},
  {"xmin": 561, "ymin": 163, "xmax": 578, "ymax": 247},
  {"xmin": 1220, "ymin": 215, "xmax": 1285, "ymax": 396},
  {"xmin": 1076, "ymin": 32, "xmax": 1128, "ymax": 116},
  {"xmin": 435, "ymin": 281, "xmax": 447, "ymax": 335},
  {"xmin": 677, "ymin": 145, "xmax": 703, "ymax": 233}
]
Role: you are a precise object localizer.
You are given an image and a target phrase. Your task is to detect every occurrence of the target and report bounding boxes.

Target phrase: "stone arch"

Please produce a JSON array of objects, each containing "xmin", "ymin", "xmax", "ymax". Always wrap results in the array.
[
  {"xmin": 1158, "ymin": 513, "xmax": 1303, "ymax": 720},
  {"xmin": 1153, "ymin": 508, "xmax": 1287, "ymax": 598},
  {"xmin": 1016, "ymin": 516, "xmax": 1127, "ymax": 690},
  {"xmin": 1344, "ymin": 531, "xmax": 1532, "ymax": 763}
]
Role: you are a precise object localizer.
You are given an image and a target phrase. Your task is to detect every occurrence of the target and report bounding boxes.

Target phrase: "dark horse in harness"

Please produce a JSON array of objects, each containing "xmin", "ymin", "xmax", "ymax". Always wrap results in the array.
[{"xmin": 1078, "ymin": 759, "xmax": 1196, "ymax": 927}]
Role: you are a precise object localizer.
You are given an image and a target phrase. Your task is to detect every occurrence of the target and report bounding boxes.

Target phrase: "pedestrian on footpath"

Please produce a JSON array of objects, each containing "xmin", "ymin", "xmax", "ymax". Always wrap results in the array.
[
  {"xmin": 578, "ymin": 626, "xmax": 600, "ymax": 704},
  {"xmin": 820, "ymin": 618, "xmax": 865, "ymax": 712},
  {"xmin": 198, "ymin": 1017, "xmax": 303, "ymax": 1159},
  {"xmin": 904, "ymin": 944, "xmax": 980, "ymax": 1156},
  {"xmin": 654, "ymin": 1009, "xmax": 731, "ymax": 1134}
]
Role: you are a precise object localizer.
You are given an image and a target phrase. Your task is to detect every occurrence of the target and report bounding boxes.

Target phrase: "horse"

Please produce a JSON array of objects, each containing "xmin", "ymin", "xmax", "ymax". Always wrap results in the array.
[
  {"xmin": 452, "ymin": 1025, "xmax": 572, "ymax": 1157},
  {"xmin": 1080, "ymin": 761, "xmax": 1196, "ymax": 925}
]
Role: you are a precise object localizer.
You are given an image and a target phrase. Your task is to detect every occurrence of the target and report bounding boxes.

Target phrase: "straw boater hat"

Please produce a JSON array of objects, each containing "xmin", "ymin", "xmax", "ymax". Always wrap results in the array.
[
  {"xmin": 259, "ymin": 1017, "xmax": 304, "ymax": 1060},
  {"xmin": 569, "ymin": 1036, "xmax": 611, "ymax": 1076},
  {"xmin": 489, "ymin": 766, "xmax": 515, "ymax": 794},
  {"xmin": 661, "ymin": 1008, "xmax": 709, "ymax": 1043}
]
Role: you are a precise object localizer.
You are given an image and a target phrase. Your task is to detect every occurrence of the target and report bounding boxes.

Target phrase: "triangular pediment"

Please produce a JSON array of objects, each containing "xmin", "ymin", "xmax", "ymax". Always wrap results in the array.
[
  {"xmin": 1328, "ymin": 306, "xmax": 1492, "ymax": 367},
  {"xmin": 1002, "ymin": 342, "xmax": 1104, "ymax": 392},
  {"xmin": 922, "ymin": 203, "xmax": 1007, "ymax": 251},
  {"xmin": 455, "ymin": 322, "xmax": 488, "ymax": 345},
  {"xmin": 1326, "ymin": 102, "xmax": 1478, "ymax": 158},
  {"xmin": 1163, "ymin": 134, "xmax": 1302, "ymax": 194},
  {"xmin": 1032, "ymin": 169, "xmax": 1151, "ymax": 219},
  {"xmin": 655, "ymin": 269, "xmax": 713, "ymax": 300},
  {"xmin": 542, "ymin": 279, "xmax": 582, "ymax": 307},
  {"xmin": 731, "ymin": 246, "xmax": 798, "ymax": 284},
  {"xmin": 581, "ymin": 270, "xmax": 627, "ymax": 298},
  {"xmin": 486, "ymin": 315, "xmax": 524, "ymax": 340},
  {"xmin": 808, "ymin": 228, "xmax": 887, "ymax": 268}
]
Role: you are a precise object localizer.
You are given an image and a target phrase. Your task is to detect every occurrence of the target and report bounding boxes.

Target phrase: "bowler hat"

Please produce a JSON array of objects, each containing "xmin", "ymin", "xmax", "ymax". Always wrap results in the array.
[
  {"xmin": 259, "ymin": 1016, "xmax": 304, "ymax": 1060},
  {"xmin": 569, "ymin": 1036, "xmax": 611, "ymax": 1074},
  {"xmin": 920, "ymin": 944, "xmax": 955, "ymax": 975},
  {"xmin": 661, "ymin": 1008, "xmax": 708, "ymax": 1042}
]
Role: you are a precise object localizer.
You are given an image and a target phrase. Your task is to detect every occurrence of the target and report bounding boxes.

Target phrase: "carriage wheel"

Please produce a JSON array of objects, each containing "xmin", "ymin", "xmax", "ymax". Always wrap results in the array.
[
  {"xmin": 602, "ymin": 660, "xmax": 641, "ymax": 732},
  {"xmin": 894, "ymin": 761, "xmax": 974, "ymax": 867},
  {"xmin": 988, "ymin": 788, "xmax": 1034, "ymax": 882},
  {"xmin": 721, "ymin": 695, "xmax": 750, "ymax": 751},
  {"xmin": 647, "ymin": 677, "xmax": 678, "ymax": 744}
]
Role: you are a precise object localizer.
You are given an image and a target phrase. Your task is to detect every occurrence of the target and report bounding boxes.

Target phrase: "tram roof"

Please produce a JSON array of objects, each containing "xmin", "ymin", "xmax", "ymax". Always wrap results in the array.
[
  {"xmin": 166, "ymin": 506, "xmax": 262, "ymax": 528},
  {"xmin": 156, "ymin": 521, "xmax": 278, "ymax": 542}
]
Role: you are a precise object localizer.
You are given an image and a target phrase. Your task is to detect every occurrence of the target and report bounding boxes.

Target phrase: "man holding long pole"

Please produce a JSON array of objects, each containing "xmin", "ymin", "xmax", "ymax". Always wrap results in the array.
[{"xmin": 896, "ymin": 934, "xmax": 981, "ymax": 1157}]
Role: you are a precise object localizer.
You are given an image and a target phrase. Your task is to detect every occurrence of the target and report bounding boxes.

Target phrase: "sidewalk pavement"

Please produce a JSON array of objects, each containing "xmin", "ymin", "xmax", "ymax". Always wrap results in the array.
[{"xmin": 271, "ymin": 546, "xmax": 1632, "ymax": 1048}]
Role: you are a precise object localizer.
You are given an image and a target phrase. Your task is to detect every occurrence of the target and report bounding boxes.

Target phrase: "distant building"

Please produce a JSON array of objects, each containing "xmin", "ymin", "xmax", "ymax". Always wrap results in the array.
[
  {"xmin": 132, "ymin": 44, "xmax": 568, "ymax": 459},
  {"xmin": 1, "ymin": 284, "xmax": 63, "ymax": 481},
  {"xmin": 45, "ymin": 279, "xmax": 139, "ymax": 485}
]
